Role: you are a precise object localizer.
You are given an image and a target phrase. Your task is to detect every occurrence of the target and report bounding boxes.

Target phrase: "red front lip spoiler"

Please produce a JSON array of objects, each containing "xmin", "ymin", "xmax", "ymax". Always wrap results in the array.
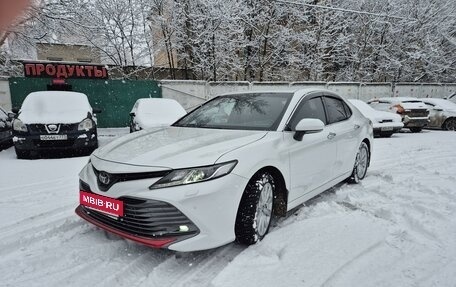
[{"xmin": 75, "ymin": 205, "xmax": 176, "ymax": 249}]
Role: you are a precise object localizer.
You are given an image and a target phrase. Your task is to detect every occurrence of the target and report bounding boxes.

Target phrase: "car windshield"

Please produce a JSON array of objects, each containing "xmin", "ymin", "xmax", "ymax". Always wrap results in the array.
[
  {"xmin": 173, "ymin": 93, "xmax": 293, "ymax": 131},
  {"xmin": 402, "ymin": 100, "xmax": 422, "ymax": 103}
]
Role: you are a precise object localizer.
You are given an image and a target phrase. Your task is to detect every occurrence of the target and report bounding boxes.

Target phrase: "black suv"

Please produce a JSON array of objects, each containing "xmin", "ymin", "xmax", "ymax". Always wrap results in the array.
[
  {"xmin": 11, "ymin": 91, "xmax": 101, "ymax": 159},
  {"xmin": 0, "ymin": 106, "xmax": 13, "ymax": 150}
]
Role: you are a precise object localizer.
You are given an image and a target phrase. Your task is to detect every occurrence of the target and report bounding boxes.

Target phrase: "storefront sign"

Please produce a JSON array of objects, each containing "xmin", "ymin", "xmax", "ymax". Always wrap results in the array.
[{"xmin": 23, "ymin": 62, "xmax": 108, "ymax": 79}]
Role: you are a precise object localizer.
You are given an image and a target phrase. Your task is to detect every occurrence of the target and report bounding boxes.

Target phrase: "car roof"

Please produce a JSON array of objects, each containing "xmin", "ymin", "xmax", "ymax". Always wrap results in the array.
[
  {"xmin": 371, "ymin": 97, "xmax": 422, "ymax": 103},
  {"xmin": 219, "ymin": 88, "xmax": 340, "ymax": 98},
  {"xmin": 27, "ymin": 91, "xmax": 88, "ymax": 98}
]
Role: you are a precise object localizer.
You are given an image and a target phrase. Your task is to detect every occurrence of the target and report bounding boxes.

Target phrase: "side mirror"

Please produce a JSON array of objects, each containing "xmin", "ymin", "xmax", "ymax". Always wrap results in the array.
[
  {"xmin": 11, "ymin": 107, "xmax": 19, "ymax": 114},
  {"xmin": 293, "ymin": 118, "xmax": 325, "ymax": 141},
  {"xmin": 129, "ymin": 112, "xmax": 135, "ymax": 117},
  {"xmin": 93, "ymin": 108, "xmax": 102, "ymax": 114},
  {"xmin": 7, "ymin": 112, "xmax": 16, "ymax": 119}
]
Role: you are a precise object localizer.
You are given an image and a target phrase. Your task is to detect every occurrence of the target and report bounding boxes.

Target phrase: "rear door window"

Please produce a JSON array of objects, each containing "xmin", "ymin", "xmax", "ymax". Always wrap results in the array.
[{"xmin": 323, "ymin": 96, "xmax": 350, "ymax": 124}]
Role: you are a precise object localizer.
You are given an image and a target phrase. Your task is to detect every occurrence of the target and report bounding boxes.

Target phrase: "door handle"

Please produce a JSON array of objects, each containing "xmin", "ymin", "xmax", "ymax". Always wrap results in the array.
[
  {"xmin": 327, "ymin": 132, "xmax": 336, "ymax": 140},
  {"xmin": 354, "ymin": 124, "xmax": 360, "ymax": 130}
]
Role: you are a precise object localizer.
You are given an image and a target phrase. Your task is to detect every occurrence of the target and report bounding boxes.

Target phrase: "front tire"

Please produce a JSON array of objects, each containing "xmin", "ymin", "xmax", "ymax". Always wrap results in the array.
[
  {"xmin": 347, "ymin": 142, "xmax": 369, "ymax": 184},
  {"xmin": 15, "ymin": 148, "xmax": 31, "ymax": 159},
  {"xmin": 379, "ymin": 132, "xmax": 393, "ymax": 138},
  {"xmin": 235, "ymin": 171, "xmax": 275, "ymax": 245}
]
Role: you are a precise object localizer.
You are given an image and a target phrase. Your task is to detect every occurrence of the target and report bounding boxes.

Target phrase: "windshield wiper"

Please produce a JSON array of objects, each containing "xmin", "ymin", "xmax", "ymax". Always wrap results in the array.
[{"xmin": 174, "ymin": 123, "xmax": 205, "ymax": 128}]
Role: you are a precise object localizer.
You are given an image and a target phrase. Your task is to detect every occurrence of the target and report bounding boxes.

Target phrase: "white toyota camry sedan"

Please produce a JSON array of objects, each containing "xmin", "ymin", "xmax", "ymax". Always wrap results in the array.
[{"xmin": 76, "ymin": 89, "xmax": 373, "ymax": 252}]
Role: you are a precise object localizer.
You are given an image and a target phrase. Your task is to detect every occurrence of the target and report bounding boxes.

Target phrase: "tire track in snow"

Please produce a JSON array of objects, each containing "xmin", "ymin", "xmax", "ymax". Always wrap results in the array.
[
  {"xmin": 137, "ymin": 244, "xmax": 244, "ymax": 287},
  {"xmin": 320, "ymin": 240, "xmax": 385, "ymax": 287}
]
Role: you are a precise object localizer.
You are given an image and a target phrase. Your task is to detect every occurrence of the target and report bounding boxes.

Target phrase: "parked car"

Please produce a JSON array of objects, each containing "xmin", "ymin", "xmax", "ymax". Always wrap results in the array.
[
  {"xmin": 367, "ymin": 97, "xmax": 429, "ymax": 133},
  {"xmin": 76, "ymin": 89, "xmax": 373, "ymax": 252},
  {"xmin": 349, "ymin": 99, "xmax": 403, "ymax": 137},
  {"xmin": 421, "ymin": 98, "xmax": 456, "ymax": 130},
  {"xmin": 0, "ymin": 106, "xmax": 13, "ymax": 149},
  {"xmin": 129, "ymin": 98, "xmax": 186, "ymax": 132},
  {"xmin": 444, "ymin": 92, "xmax": 456, "ymax": 104},
  {"xmin": 11, "ymin": 91, "xmax": 101, "ymax": 159}
]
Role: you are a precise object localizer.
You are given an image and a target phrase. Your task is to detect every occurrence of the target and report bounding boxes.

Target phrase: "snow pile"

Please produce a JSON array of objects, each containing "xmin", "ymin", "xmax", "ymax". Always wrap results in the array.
[{"xmin": 0, "ymin": 129, "xmax": 455, "ymax": 286}]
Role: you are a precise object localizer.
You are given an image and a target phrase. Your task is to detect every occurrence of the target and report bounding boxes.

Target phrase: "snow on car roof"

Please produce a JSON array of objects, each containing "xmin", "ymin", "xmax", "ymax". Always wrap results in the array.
[
  {"xmin": 348, "ymin": 99, "xmax": 377, "ymax": 115},
  {"xmin": 374, "ymin": 97, "xmax": 423, "ymax": 103},
  {"xmin": 19, "ymin": 91, "xmax": 92, "ymax": 124},
  {"xmin": 21, "ymin": 91, "xmax": 91, "ymax": 112}
]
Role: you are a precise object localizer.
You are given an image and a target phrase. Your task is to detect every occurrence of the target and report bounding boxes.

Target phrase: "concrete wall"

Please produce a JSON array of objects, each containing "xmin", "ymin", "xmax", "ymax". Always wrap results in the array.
[
  {"xmin": 161, "ymin": 81, "xmax": 456, "ymax": 108},
  {"xmin": 208, "ymin": 81, "xmax": 250, "ymax": 98},
  {"xmin": 0, "ymin": 78, "xmax": 11, "ymax": 110},
  {"xmin": 3, "ymin": 79, "xmax": 455, "ymax": 113},
  {"xmin": 359, "ymin": 83, "xmax": 393, "ymax": 101},
  {"xmin": 327, "ymin": 82, "xmax": 361, "ymax": 99},
  {"xmin": 160, "ymin": 80, "xmax": 207, "ymax": 111}
]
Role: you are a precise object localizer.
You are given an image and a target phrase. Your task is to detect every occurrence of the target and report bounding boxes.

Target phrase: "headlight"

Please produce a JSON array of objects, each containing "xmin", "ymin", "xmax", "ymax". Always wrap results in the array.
[
  {"xmin": 149, "ymin": 160, "xmax": 238, "ymax": 189},
  {"xmin": 78, "ymin": 118, "xmax": 94, "ymax": 131},
  {"xmin": 13, "ymin": 119, "xmax": 27, "ymax": 132}
]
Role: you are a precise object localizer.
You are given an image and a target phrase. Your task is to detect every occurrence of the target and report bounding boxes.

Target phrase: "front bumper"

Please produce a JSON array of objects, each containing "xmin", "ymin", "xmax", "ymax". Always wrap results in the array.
[
  {"xmin": 402, "ymin": 116, "xmax": 429, "ymax": 128},
  {"xmin": 77, "ymin": 162, "xmax": 249, "ymax": 252},
  {"xmin": 13, "ymin": 129, "xmax": 97, "ymax": 152},
  {"xmin": 372, "ymin": 122, "xmax": 403, "ymax": 134}
]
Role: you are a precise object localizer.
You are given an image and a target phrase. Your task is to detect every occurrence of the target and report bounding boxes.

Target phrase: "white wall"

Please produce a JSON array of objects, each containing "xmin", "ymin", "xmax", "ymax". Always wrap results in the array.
[
  {"xmin": 160, "ymin": 81, "xmax": 456, "ymax": 107},
  {"xmin": 160, "ymin": 80, "xmax": 207, "ymax": 111},
  {"xmin": 0, "ymin": 78, "xmax": 12, "ymax": 110},
  {"xmin": 3, "ymin": 79, "xmax": 455, "ymax": 112}
]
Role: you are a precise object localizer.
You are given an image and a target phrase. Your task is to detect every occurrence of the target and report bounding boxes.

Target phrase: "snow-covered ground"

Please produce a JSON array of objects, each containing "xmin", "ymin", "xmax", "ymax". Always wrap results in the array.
[{"xmin": 0, "ymin": 129, "xmax": 455, "ymax": 287}]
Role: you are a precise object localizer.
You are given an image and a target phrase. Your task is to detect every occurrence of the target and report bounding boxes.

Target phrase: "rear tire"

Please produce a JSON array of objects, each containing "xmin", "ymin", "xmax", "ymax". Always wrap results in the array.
[
  {"xmin": 235, "ymin": 171, "xmax": 275, "ymax": 245},
  {"xmin": 347, "ymin": 142, "xmax": 369, "ymax": 184},
  {"xmin": 443, "ymin": 118, "xmax": 456, "ymax": 131},
  {"xmin": 410, "ymin": 127, "xmax": 422, "ymax": 133}
]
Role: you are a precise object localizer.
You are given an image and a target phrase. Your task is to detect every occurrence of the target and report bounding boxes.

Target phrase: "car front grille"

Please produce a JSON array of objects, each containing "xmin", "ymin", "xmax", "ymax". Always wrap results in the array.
[
  {"xmin": 79, "ymin": 195, "xmax": 199, "ymax": 239},
  {"xmin": 92, "ymin": 166, "xmax": 171, "ymax": 191},
  {"xmin": 405, "ymin": 109, "xmax": 429, "ymax": 118},
  {"xmin": 379, "ymin": 119, "xmax": 393, "ymax": 123},
  {"xmin": 28, "ymin": 124, "xmax": 78, "ymax": 134}
]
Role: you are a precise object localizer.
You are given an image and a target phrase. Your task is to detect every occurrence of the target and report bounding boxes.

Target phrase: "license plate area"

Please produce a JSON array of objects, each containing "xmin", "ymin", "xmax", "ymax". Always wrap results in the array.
[
  {"xmin": 79, "ymin": 191, "xmax": 124, "ymax": 217},
  {"xmin": 40, "ymin": 134, "xmax": 68, "ymax": 140},
  {"xmin": 381, "ymin": 126, "xmax": 394, "ymax": 131}
]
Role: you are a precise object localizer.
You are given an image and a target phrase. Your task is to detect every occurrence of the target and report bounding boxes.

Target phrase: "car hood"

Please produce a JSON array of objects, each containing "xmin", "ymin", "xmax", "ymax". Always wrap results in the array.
[{"xmin": 93, "ymin": 126, "xmax": 267, "ymax": 168}]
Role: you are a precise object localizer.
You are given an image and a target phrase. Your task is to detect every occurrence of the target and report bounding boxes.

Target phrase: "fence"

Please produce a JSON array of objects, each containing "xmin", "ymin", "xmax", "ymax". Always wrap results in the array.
[
  {"xmin": 161, "ymin": 81, "xmax": 456, "ymax": 110},
  {"xmin": 8, "ymin": 77, "xmax": 161, "ymax": 128},
  {"xmin": 3, "ymin": 78, "xmax": 456, "ymax": 127}
]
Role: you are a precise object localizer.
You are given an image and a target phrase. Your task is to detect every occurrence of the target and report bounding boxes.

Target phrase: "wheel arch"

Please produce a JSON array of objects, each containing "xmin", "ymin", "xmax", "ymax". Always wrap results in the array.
[
  {"xmin": 442, "ymin": 117, "xmax": 456, "ymax": 130},
  {"xmin": 362, "ymin": 138, "xmax": 371, "ymax": 167}
]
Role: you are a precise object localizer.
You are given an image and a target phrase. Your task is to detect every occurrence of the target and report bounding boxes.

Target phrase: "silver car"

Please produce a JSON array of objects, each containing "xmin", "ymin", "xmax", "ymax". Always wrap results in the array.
[
  {"xmin": 421, "ymin": 98, "xmax": 456, "ymax": 131},
  {"xmin": 367, "ymin": 97, "xmax": 429, "ymax": 133}
]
